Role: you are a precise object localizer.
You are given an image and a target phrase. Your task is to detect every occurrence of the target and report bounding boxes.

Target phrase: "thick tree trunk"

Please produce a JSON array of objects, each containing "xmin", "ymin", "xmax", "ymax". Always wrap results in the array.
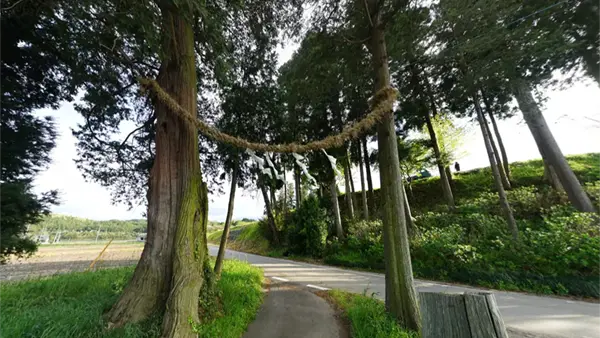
[
  {"xmin": 346, "ymin": 154, "xmax": 358, "ymax": 216},
  {"xmin": 107, "ymin": 5, "xmax": 209, "ymax": 337},
  {"xmin": 481, "ymin": 112, "xmax": 511, "ymax": 190},
  {"xmin": 294, "ymin": 164, "xmax": 302, "ymax": 208},
  {"xmin": 362, "ymin": 137, "xmax": 376, "ymax": 214},
  {"xmin": 513, "ymin": 79, "xmax": 595, "ymax": 212},
  {"xmin": 358, "ymin": 143, "xmax": 370, "ymax": 220},
  {"xmin": 214, "ymin": 158, "xmax": 239, "ymax": 276},
  {"xmin": 484, "ymin": 104, "xmax": 511, "ymax": 181},
  {"xmin": 368, "ymin": 22, "xmax": 420, "ymax": 331},
  {"xmin": 330, "ymin": 180, "xmax": 344, "ymax": 239},
  {"xmin": 343, "ymin": 158, "xmax": 355, "ymax": 219},
  {"xmin": 425, "ymin": 113, "xmax": 455, "ymax": 208},
  {"xmin": 260, "ymin": 179, "xmax": 280, "ymax": 245},
  {"xmin": 474, "ymin": 101, "xmax": 519, "ymax": 241}
]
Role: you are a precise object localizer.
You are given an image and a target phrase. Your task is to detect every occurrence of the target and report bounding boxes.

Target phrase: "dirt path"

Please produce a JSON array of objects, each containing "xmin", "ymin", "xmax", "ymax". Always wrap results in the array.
[
  {"xmin": 243, "ymin": 279, "xmax": 348, "ymax": 338},
  {"xmin": 0, "ymin": 243, "xmax": 144, "ymax": 281}
]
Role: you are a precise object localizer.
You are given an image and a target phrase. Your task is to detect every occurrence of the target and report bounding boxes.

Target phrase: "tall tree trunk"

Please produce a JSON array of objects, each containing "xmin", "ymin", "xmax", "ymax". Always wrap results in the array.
[
  {"xmin": 402, "ymin": 183, "xmax": 415, "ymax": 238},
  {"xmin": 259, "ymin": 179, "xmax": 280, "ymax": 245},
  {"xmin": 481, "ymin": 95, "xmax": 512, "ymax": 181},
  {"xmin": 425, "ymin": 113, "xmax": 455, "ymax": 208},
  {"xmin": 270, "ymin": 184, "xmax": 277, "ymax": 217},
  {"xmin": 294, "ymin": 164, "xmax": 302, "ymax": 208},
  {"xmin": 362, "ymin": 137, "xmax": 376, "ymax": 214},
  {"xmin": 513, "ymin": 79, "xmax": 595, "ymax": 212},
  {"xmin": 283, "ymin": 163, "xmax": 289, "ymax": 217},
  {"xmin": 474, "ymin": 101, "xmax": 519, "ymax": 240},
  {"xmin": 343, "ymin": 159, "xmax": 355, "ymax": 219},
  {"xmin": 346, "ymin": 154, "xmax": 358, "ymax": 216},
  {"xmin": 107, "ymin": 6, "xmax": 209, "ymax": 337},
  {"xmin": 481, "ymin": 112, "xmax": 511, "ymax": 190},
  {"xmin": 330, "ymin": 180, "xmax": 344, "ymax": 239},
  {"xmin": 445, "ymin": 166, "xmax": 455, "ymax": 192},
  {"xmin": 544, "ymin": 161, "xmax": 565, "ymax": 193},
  {"xmin": 214, "ymin": 158, "xmax": 239, "ymax": 276},
  {"xmin": 358, "ymin": 143, "xmax": 370, "ymax": 220},
  {"xmin": 367, "ymin": 20, "xmax": 420, "ymax": 331}
]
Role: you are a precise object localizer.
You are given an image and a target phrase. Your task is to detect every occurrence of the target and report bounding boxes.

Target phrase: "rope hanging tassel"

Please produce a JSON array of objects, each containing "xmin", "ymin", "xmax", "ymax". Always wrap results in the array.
[
  {"xmin": 139, "ymin": 78, "xmax": 397, "ymax": 154},
  {"xmin": 292, "ymin": 153, "xmax": 317, "ymax": 186},
  {"xmin": 321, "ymin": 149, "xmax": 342, "ymax": 177}
]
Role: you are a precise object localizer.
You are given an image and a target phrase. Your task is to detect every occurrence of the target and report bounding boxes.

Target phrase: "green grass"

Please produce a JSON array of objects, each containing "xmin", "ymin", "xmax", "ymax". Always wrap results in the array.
[
  {"xmin": 0, "ymin": 260, "xmax": 263, "ymax": 337},
  {"xmin": 325, "ymin": 290, "xmax": 418, "ymax": 338},
  {"xmin": 193, "ymin": 260, "xmax": 264, "ymax": 337},
  {"xmin": 208, "ymin": 222, "xmax": 271, "ymax": 255}
]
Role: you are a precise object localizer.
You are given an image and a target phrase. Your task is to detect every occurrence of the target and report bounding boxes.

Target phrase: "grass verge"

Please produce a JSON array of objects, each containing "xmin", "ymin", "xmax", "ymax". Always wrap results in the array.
[
  {"xmin": 0, "ymin": 259, "xmax": 263, "ymax": 337},
  {"xmin": 320, "ymin": 289, "xmax": 418, "ymax": 338},
  {"xmin": 208, "ymin": 222, "xmax": 270, "ymax": 255}
]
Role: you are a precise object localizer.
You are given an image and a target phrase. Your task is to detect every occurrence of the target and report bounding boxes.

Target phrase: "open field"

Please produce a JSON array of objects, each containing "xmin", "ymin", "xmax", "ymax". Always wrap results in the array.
[{"xmin": 0, "ymin": 242, "xmax": 144, "ymax": 281}]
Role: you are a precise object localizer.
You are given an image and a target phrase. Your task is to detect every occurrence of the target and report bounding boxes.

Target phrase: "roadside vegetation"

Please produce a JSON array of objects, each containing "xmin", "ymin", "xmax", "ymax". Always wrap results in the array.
[
  {"xmin": 322, "ymin": 290, "xmax": 418, "ymax": 338},
  {"xmin": 0, "ymin": 260, "xmax": 263, "ymax": 338},
  {"xmin": 210, "ymin": 154, "xmax": 600, "ymax": 298}
]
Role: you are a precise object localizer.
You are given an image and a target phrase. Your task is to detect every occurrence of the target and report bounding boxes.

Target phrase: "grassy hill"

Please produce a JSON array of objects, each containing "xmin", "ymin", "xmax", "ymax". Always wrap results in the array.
[{"xmin": 208, "ymin": 153, "xmax": 600, "ymax": 298}]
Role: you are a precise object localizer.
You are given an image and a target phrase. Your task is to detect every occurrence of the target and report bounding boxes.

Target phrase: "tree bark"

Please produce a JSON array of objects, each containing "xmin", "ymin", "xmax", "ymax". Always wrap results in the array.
[
  {"xmin": 347, "ymin": 154, "xmax": 358, "ymax": 214},
  {"xmin": 474, "ymin": 101, "xmax": 519, "ymax": 241},
  {"xmin": 445, "ymin": 166, "xmax": 455, "ymax": 192},
  {"xmin": 343, "ymin": 157, "xmax": 355, "ymax": 219},
  {"xmin": 107, "ymin": 5, "xmax": 209, "ymax": 337},
  {"xmin": 294, "ymin": 164, "xmax": 302, "ymax": 208},
  {"xmin": 270, "ymin": 184, "xmax": 277, "ymax": 217},
  {"xmin": 402, "ymin": 183, "xmax": 415, "ymax": 237},
  {"xmin": 358, "ymin": 143, "xmax": 370, "ymax": 220},
  {"xmin": 362, "ymin": 137, "xmax": 376, "ymax": 214},
  {"xmin": 482, "ymin": 96, "xmax": 511, "ymax": 181},
  {"xmin": 425, "ymin": 113, "xmax": 455, "ymax": 208},
  {"xmin": 283, "ymin": 163, "xmax": 289, "ymax": 217},
  {"xmin": 367, "ymin": 21, "xmax": 420, "ymax": 331},
  {"xmin": 260, "ymin": 178, "xmax": 280, "ymax": 245},
  {"xmin": 513, "ymin": 79, "xmax": 595, "ymax": 212},
  {"xmin": 481, "ymin": 112, "xmax": 511, "ymax": 190},
  {"xmin": 330, "ymin": 180, "xmax": 344, "ymax": 239},
  {"xmin": 214, "ymin": 158, "xmax": 239, "ymax": 276}
]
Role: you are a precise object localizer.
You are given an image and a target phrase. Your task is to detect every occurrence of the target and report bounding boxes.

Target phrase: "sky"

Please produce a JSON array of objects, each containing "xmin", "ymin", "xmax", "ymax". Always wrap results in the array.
[{"xmin": 32, "ymin": 43, "xmax": 600, "ymax": 222}]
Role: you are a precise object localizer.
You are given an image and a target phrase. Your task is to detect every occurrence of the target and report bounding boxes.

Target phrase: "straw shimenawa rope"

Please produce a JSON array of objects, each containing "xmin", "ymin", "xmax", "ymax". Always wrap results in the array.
[{"xmin": 139, "ymin": 78, "xmax": 397, "ymax": 154}]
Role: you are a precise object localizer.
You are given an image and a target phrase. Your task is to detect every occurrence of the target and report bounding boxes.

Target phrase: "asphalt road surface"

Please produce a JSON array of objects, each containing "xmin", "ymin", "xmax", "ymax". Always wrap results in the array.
[
  {"xmin": 208, "ymin": 245, "xmax": 600, "ymax": 338},
  {"xmin": 242, "ymin": 280, "xmax": 346, "ymax": 338}
]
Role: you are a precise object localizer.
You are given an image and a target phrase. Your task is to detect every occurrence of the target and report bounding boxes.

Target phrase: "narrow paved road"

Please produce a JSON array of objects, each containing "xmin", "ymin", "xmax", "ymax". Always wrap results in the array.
[
  {"xmin": 209, "ymin": 245, "xmax": 600, "ymax": 338},
  {"xmin": 243, "ymin": 280, "xmax": 346, "ymax": 338}
]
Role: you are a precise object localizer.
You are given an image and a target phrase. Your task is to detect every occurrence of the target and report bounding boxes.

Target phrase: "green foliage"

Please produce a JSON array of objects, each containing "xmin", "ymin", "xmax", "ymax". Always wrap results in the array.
[
  {"xmin": 428, "ymin": 114, "xmax": 469, "ymax": 166},
  {"xmin": 1, "ymin": 89, "xmax": 60, "ymax": 262},
  {"xmin": 326, "ymin": 290, "xmax": 418, "ymax": 338},
  {"xmin": 285, "ymin": 196, "xmax": 329, "ymax": 257},
  {"xmin": 0, "ymin": 260, "xmax": 263, "ymax": 338},
  {"xmin": 193, "ymin": 260, "xmax": 264, "ymax": 338},
  {"xmin": 326, "ymin": 155, "xmax": 600, "ymax": 297},
  {"xmin": 396, "ymin": 137, "xmax": 433, "ymax": 178}
]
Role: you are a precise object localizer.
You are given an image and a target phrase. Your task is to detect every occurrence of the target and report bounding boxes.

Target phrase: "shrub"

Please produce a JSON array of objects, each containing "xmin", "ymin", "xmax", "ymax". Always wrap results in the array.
[
  {"xmin": 285, "ymin": 196, "xmax": 329, "ymax": 257},
  {"xmin": 411, "ymin": 225, "xmax": 481, "ymax": 274}
]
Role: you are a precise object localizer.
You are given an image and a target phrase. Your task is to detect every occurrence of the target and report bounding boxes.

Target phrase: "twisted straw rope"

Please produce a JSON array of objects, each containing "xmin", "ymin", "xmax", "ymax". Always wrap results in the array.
[{"xmin": 139, "ymin": 78, "xmax": 397, "ymax": 154}]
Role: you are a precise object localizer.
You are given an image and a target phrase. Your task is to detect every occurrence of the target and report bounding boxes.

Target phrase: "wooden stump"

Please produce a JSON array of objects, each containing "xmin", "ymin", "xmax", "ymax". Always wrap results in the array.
[{"xmin": 420, "ymin": 292, "xmax": 509, "ymax": 338}]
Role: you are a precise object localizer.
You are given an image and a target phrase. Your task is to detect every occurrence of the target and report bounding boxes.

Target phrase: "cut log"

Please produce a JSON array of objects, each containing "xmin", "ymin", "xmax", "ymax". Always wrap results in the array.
[{"xmin": 420, "ymin": 292, "xmax": 509, "ymax": 338}]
